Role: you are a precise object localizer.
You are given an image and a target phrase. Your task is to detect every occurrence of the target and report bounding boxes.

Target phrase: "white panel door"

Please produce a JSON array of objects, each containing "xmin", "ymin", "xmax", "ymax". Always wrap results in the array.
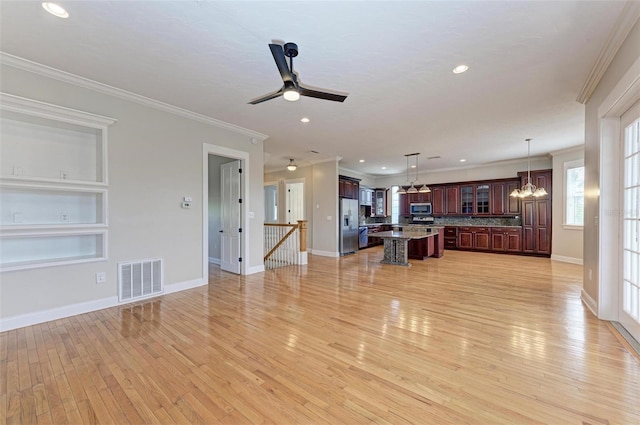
[
  {"xmin": 621, "ymin": 100, "xmax": 640, "ymax": 342},
  {"xmin": 220, "ymin": 161, "xmax": 241, "ymax": 274},
  {"xmin": 286, "ymin": 181, "xmax": 304, "ymax": 224}
]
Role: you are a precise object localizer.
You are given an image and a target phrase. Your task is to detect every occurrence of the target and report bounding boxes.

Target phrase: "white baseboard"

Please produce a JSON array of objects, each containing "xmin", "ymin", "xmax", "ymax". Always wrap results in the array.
[
  {"xmin": 164, "ymin": 278, "xmax": 207, "ymax": 295},
  {"xmin": 310, "ymin": 249, "xmax": 340, "ymax": 258},
  {"xmin": 0, "ymin": 296, "xmax": 118, "ymax": 332},
  {"xmin": 208, "ymin": 257, "xmax": 221, "ymax": 265},
  {"xmin": 0, "ymin": 277, "xmax": 207, "ymax": 332},
  {"xmin": 551, "ymin": 254, "xmax": 583, "ymax": 265},
  {"xmin": 581, "ymin": 288, "xmax": 598, "ymax": 317},
  {"xmin": 246, "ymin": 265, "xmax": 265, "ymax": 275}
]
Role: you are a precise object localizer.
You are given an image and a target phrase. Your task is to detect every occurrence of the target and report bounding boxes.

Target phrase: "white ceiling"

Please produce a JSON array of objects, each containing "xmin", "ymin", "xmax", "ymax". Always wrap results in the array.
[{"xmin": 0, "ymin": 1, "xmax": 626, "ymax": 176}]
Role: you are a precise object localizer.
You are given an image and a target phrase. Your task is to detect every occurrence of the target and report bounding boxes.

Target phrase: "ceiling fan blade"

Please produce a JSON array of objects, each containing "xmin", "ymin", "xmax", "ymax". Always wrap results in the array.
[
  {"xmin": 248, "ymin": 87, "xmax": 284, "ymax": 105},
  {"xmin": 269, "ymin": 44, "xmax": 294, "ymax": 84},
  {"xmin": 298, "ymin": 83, "xmax": 348, "ymax": 103}
]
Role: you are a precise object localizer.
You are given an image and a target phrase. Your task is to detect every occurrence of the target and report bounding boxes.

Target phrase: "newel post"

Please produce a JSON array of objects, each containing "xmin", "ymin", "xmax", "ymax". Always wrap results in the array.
[{"xmin": 297, "ymin": 220, "xmax": 307, "ymax": 252}]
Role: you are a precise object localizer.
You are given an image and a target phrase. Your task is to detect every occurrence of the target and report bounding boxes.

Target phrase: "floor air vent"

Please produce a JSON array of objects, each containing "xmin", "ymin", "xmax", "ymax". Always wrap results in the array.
[{"xmin": 118, "ymin": 259, "xmax": 163, "ymax": 302}]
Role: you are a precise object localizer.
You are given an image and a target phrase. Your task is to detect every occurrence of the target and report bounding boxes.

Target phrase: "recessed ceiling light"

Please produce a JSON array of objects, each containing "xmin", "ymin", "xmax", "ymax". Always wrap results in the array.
[
  {"xmin": 410, "ymin": 165, "xmax": 416, "ymax": 168},
  {"xmin": 460, "ymin": 159, "xmax": 467, "ymax": 162},
  {"xmin": 300, "ymin": 117, "xmax": 310, "ymax": 123},
  {"xmin": 381, "ymin": 166, "xmax": 387, "ymax": 170},
  {"xmin": 453, "ymin": 65, "xmax": 468, "ymax": 74},
  {"xmin": 42, "ymin": 2, "xmax": 69, "ymax": 18},
  {"xmin": 359, "ymin": 159, "xmax": 365, "ymax": 163}
]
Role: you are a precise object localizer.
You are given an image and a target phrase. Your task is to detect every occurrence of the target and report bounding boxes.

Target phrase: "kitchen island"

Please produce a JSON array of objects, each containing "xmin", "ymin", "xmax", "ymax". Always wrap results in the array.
[{"xmin": 376, "ymin": 227, "xmax": 443, "ymax": 266}]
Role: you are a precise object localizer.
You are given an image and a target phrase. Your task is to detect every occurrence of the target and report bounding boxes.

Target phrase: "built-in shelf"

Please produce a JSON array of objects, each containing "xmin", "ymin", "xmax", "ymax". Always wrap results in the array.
[{"xmin": 0, "ymin": 93, "xmax": 115, "ymax": 272}]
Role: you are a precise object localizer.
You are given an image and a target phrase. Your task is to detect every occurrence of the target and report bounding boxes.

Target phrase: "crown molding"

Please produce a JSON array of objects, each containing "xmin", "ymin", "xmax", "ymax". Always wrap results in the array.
[
  {"xmin": 576, "ymin": 1, "xmax": 640, "ymax": 104},
  {"xmin": 0, "ymin": 52, "xmax": 269, "ymax": 141},
  {"xmin": 550, "ymin": 145, "xmax": 584, "ymax": 157}
]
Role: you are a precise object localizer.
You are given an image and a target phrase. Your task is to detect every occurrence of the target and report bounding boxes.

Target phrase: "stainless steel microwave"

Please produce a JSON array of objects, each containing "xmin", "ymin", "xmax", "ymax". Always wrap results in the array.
[{"xmin": 410, "ymin": 203, "xmax": 432, "ymax": 215}]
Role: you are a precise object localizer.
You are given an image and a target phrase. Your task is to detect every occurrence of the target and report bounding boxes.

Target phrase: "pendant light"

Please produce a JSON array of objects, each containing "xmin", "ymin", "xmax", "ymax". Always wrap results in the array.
[
  {"xmin": 286, "ymin": 158, "xmax": 297, "ymax": 171},
  {"xmin": 510, "ymin": 139, "xmax": 548, "ymax": 198},
  {"xmin": 398, "ymin": 153, "xmax": 430, "ymax": 194}
]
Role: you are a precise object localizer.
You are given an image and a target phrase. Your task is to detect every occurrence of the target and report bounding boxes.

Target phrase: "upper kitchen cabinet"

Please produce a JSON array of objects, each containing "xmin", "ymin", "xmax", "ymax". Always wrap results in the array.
[
  {"xmin": 359, "ymin": 187, "xmax": 373, "ymax": 206},
  {"xmin": 431, "ymin": 186, "xmax": 445, "ymax": 215},
  {"xmin": 373, "ymin": 188, "xmax": 387, "ymax": 217},
  {"xmin": 339, "ymin": 175, "xmax": 360, "ymax": 200},
  {"xmin": 491, "ymin": 179, "xmax": 521, "ymax": 215},
  {"xmin": 445, "ymin": 186, "xmax": 461, "ymax": 215}
]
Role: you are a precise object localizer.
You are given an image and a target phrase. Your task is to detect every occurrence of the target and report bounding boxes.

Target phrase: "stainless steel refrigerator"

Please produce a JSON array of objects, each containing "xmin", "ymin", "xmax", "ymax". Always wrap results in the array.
[{"xmin": 339, "ymin": 198, "xmax": 359, "ymax": 255}]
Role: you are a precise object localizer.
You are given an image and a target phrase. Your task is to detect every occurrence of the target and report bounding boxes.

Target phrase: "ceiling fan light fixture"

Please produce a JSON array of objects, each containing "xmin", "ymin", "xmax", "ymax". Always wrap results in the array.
[
  {"xmin": 42, "ymin": 2, "xmax": 69, "ymax": 18},
  {"xmin": 286, "ymin": 158, "xmax": 297, "ymax": 171},
  {"xmin": 283, "ymin": 84, "xmax": 300, "ymax": 102}
]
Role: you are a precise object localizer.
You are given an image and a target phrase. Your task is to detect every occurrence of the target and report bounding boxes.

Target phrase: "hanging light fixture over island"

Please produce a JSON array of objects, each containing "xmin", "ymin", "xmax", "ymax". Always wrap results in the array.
[{"xmin": 398, "ymin": 153, "xmax": 430, "ymax": 195}]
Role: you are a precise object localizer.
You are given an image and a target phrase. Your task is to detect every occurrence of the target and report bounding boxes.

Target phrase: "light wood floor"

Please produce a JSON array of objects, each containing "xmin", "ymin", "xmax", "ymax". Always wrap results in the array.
[{"xmin": 2, "ymin": 249, "xmax": 639, "ymax": 424}]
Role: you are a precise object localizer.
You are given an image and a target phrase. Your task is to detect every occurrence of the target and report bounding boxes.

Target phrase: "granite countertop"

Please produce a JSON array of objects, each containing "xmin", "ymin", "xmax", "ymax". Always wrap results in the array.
[{"xmin": 374, "ymin": 230, "xmax": 434, "ymax": 239}]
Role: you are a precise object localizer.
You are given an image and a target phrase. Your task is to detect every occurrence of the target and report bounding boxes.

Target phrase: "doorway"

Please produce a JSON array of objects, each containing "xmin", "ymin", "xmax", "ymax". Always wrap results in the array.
[
  {"xmin": 202, "ymin": 144, "xmax": 249, "ymax": 278},
  {"xmin": 264, "ymin": 182, "xmax": 278, "ymax": 224},
  {"xmin": 286, "ymin": 180, "xmax": 304, "ymax": 224},
  {"xmin": 620, "ymin": 100, "xmax": 640, "ymax": 342}
]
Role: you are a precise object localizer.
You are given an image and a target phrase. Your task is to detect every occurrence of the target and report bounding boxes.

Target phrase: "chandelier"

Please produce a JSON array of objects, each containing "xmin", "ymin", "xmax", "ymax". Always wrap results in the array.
[
  {"xmin": 510, "ymin": 139, "xmax": 548, "ymax": 198},
  {"xmin": 397, "ymin": 153, "xmax": 430, "ymax": 195}
]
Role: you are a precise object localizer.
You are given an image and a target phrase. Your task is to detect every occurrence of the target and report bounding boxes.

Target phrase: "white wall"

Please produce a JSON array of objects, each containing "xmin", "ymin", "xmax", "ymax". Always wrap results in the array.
[
  {"xmin": 551, "ymin": 147, "xmax": 584, "ymax": 264},
  {"xmin": 312, "ymin": 160, "xmax": 339, "ymax": 256},
  {"xmin": 0, "ymin": 61, "xmax": 265, "ymax": 327},
  {"xmin": 583, "ymin": 19, "xmax": 640, "ymax": 312}
]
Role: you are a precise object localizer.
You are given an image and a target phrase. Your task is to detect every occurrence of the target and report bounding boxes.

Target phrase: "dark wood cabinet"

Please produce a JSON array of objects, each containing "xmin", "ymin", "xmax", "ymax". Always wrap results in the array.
[
  {"xmin": 444, "ymin": 226, "xmax": 457, "ymax": 249},
  {"xmin": 339, "ymin": 175, "xmax": 360, "ymax": 200},
  {"xmin": 445, "ymin": 186, "xmax": 460, "ymax": 215},
  {"xmin": 519, "ymin": 169, "xmax": 552, "ymax": 256},
  {"xmin": 491, "ymin": 183, "xmax": 507, "ymax": 215},
  {"xmin": 491, "ymin": 227, "xmax": 522, "ymax": 252},
  {"xmin": 506, "ymin": 180, "xmax": 521, "ymax": 215},
  {"xmin": 460, "ymin": 185, "xmax": 474, "ymax": 214},
  {"xmin": 457, "ymin": 226, "xmax": 490, "ymax": 251},
  {"xmin": 431, "ymin": 186, "xmax": 445, "ymax": 215}
]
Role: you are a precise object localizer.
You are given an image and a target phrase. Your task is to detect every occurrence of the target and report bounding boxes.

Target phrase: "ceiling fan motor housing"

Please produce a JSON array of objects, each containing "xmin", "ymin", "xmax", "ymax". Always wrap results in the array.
[{"xmin": 284, "ymin": 42, "xmax": 299, "ymax": 58}]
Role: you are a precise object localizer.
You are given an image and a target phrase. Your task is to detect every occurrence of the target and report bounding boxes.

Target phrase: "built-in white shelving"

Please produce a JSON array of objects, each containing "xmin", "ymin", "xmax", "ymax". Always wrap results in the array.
[{"xmin": 0, "ymin": 93, "xmax": 115, "ymax": 272}]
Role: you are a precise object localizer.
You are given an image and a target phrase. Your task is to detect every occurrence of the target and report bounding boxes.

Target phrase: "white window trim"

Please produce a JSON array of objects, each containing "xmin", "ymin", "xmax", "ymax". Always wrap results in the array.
[{"xmin": 563, "ymin": 158, "xmax": 585, "ymax": 228}]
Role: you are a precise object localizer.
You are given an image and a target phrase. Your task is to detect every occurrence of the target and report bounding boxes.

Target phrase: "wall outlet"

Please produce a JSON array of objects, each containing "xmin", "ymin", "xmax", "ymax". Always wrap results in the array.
[
  {"xmin": 13, "ymin": 212, "xmax": 23, "ymax": 223},
  {"xmin": 60, "ymin": 171, "xmax": 68, "ymax": 179},
  {"xmin": 181, "ymin": 201, "xmax": 191, "ymax": 209},
  {"xmin": 12, "ymin": 166, "xmax": 23, "ymax": 176},
  {"xmin": 60, "ymin": 213, "xmax": 69, "ymax": 222},
  {"xmin": 96, "ymin": 272, "xmax": 106, "ymax": 284}
]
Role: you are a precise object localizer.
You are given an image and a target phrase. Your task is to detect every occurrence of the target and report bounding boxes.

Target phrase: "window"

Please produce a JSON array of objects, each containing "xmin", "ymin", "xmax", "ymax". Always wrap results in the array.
[
  {"xmin": 565, "ymin": 160, "xmax": 584, "ymax": 226},
  {"xmin": 391, "ymin": 186, "xmax": 400, "ymax": 223}
]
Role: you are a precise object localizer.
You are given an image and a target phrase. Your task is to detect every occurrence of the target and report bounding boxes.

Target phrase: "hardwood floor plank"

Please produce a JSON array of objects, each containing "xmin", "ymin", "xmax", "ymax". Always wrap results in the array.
[{"xmin": 2, "ymin": 250, "xmax": 639, "ymax": 424}]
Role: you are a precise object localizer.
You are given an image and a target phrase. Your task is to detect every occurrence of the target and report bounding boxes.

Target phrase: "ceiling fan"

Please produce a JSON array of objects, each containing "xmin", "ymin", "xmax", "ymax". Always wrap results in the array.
[{"xmin": 248, "ymin": 42, "xmax": 348, "ymax": 105}]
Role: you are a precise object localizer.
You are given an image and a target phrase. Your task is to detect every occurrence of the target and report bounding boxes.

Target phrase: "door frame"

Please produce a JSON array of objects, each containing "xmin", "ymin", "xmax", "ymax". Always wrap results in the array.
[
  {"xmin": 202, "ymin": 143, "xmax": 249, "ymax": 277},
  {"xmin": 595, "ymin": 55, "xmax": 640, "ymax": 320},
  {"xmin": 284, "ymin": 178, "xmax": 305, "ymax": 224}
]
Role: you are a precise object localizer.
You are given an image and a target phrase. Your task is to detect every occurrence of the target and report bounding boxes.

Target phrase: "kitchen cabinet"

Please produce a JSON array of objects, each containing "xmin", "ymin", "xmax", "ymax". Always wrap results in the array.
[
  {"xmin": 431, "ymin": 186, "xmax": 445, "ymax": 215},
  {"xmin": 491, "ymin": 179, "xmax": 521, "ymax": 215},
  {"xmin": 520, "ymin": 169, "xmax": 552, "ymax": 256},
  {"xmin": 339, "ymin": 175, "xmax": 360, "ymax": 199},
  {"xmin": 460, "ymin": 185, "xmax": 474, "ymax": 214},
  {"xmin": 475, "ymin": 184, "xmax": 490, "ymax": 215},
  {"xmin": 457, "ymin": 226, "xmax": 490, "ymax": 251},
  {"xmin": 373, "ymin": 189, "xmax": 387, "ymax": 217},
  {"xmin": 491, "ymin": 227, "xmax": 522, "ymax": 252},
  {"xmin": 359, "ymin": 188, "xmax": 373, "ymax": 206},
  {"xmin": 445, "ymin": 186, "xmax": 461, "ymax": 215},
  {"xmin": 444, "ymin": 226, "xmax": 457, "ymax": 250}
]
